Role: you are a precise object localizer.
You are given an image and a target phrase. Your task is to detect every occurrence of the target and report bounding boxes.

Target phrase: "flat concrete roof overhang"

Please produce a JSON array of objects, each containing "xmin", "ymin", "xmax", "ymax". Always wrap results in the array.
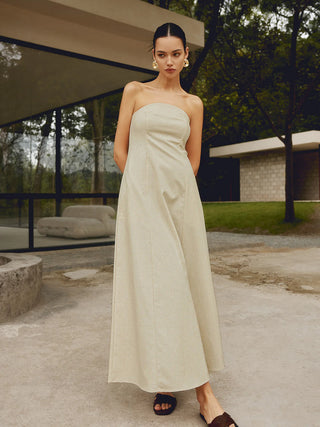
[
  {"xmin": 0, "ymin": 0, "xmax": 204, "ymax": 126},
  {"xmin": 210, "ymin": 130, "xmax": 320, "ymax": 158}
]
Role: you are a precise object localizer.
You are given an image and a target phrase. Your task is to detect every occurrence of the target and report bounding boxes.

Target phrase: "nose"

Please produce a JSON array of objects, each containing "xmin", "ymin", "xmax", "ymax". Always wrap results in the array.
[{"xmin": 166, "ymin": 55, "xmax": 173, "ymax": 66}]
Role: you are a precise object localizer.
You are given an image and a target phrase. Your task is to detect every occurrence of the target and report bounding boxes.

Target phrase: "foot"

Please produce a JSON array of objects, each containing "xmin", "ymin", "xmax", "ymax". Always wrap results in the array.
[
  {"xmin": 154, "ymin": 392, "xmax": 175, "ymax": 411},
  {"xmin": 196, "ymin": 382, "xmax": 235, "ymax": 426}
]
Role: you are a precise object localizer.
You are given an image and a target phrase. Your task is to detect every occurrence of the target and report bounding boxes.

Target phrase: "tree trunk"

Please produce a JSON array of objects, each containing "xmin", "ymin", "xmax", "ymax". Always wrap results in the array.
[
  {"xmin": 182, "ymin": 0, "xmax": 224, "ymax": 92},
  {"xmin": 33, "ymin": 112, "xmax": 53, "ymax": 193},
  {"xmin": 85, "ymin": 99, "xmax": 106, "ymax": 195},
  {"xmin": 284, "ymin": 131, "xmax": 295, "ymax": 222},
  {"xmin": 283, "ymin": 5, "xmax": 302, "ymax": 222},
  {"xmin": 32, "ymin": 112, "xmax": 53, "ymax": 218}
]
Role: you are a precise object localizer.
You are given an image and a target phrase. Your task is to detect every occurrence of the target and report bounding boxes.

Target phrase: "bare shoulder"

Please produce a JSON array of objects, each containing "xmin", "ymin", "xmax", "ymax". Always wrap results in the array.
[
  {"xmin": 185, "ymin": 94, "xmax": 203, "ymax": 120},
  {"xmin": 123, "ymin": 80, "xmax": 142, "ymax": 96},
  {"xmin": 120, "ymin": 81, "xmax": 144, "ymax": 114},
  {"xmin": 187, "ymin": 94, "xmax": 203, "ymax": 112}
]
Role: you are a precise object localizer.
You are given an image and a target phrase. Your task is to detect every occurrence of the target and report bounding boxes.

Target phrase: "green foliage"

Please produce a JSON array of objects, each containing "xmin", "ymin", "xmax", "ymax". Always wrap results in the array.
[
  {"xmin": 61, "ymin": 92, "xmax": 121, "ymax": 142},
  {"xmin": 0, "ymin": 91, "xmax": 122, "ymax": 195},
  {"xmin": 1, "ymin": 0, "xmax": 319, "ymax": 209},
  {"xmin": 195, "ymin": 1, "xmax": 320, "ymax": 143},
  {"xmin": 203, "ymin": 201, "xmax": 318, "ymax": 234}
]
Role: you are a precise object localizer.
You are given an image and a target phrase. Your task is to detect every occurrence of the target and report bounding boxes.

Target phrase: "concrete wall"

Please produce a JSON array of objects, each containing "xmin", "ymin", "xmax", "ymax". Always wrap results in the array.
[
  {"xmin": 294, "ymin": 150, "xmax": 320, "ymax": 200},
  {"xmin": 240, "ymin": 150, "xmax": 320, "ymax": 201},
  {"xmin": 0, "ymin": 0, "xmax": 204, "ymax": 71},
  {"xmin": 240, "ymin": 151, "xmax": 285, "ymax": 201}
]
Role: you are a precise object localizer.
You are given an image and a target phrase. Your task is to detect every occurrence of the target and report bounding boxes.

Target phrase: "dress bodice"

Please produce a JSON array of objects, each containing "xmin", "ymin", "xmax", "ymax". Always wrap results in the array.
[{"xmin": 130, "ymin": 102, "xmax": 191, "ymax": 149}]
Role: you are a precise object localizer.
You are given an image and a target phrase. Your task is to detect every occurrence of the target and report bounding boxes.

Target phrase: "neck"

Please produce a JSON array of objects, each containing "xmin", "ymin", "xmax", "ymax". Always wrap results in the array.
[{"xmin": 152, "ymin": 73, "xmax": 182, "ymax": 92}]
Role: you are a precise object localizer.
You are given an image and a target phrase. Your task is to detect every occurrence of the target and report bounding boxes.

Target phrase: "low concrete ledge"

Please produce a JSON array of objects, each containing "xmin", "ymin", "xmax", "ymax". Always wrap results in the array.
[{"xmin": 0, "ymin": 253, "xmax": 43, "ymax": 323}]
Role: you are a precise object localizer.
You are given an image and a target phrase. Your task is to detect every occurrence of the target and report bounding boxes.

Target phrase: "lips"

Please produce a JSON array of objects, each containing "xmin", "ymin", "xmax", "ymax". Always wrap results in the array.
[{"xmin": 165, "ymin": 68, "xmax": 175, "ymax": 72}]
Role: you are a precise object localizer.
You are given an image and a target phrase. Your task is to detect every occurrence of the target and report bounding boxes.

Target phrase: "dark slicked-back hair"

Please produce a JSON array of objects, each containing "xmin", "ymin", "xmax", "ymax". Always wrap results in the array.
[{"xmin": 153, "ymin": 22, "xmax": 187, "ymax": 51}]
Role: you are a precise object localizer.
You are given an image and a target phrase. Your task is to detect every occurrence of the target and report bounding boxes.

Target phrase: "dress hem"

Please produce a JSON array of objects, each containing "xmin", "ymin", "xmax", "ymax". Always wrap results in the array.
[{"xmin": 107, "ymin": 364, "xmax": 225, "ymax": 393}]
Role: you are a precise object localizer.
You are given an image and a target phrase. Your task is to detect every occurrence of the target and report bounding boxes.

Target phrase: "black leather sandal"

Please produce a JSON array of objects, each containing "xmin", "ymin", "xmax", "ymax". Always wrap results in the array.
[
  {"xmin": 153, "ymin": 393, "xmax": 177, "ymax": 415},
  {"xmin": 200, "ymin": 411, "xmax": 239, "ymax": 427}
]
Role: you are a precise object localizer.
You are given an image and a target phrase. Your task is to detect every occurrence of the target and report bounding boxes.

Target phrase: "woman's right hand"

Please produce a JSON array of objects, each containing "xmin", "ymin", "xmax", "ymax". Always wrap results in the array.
[{"xmin": 113, "ymin": 81, "xmax": 139, "ymax": 173}]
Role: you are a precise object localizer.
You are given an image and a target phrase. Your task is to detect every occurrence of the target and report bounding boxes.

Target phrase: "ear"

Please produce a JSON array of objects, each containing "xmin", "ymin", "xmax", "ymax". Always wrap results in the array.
[
  {"xmin": 152, "ymin": 48, "xmax": 155, "ymax": 60},
  {"xmin": 185, "ymin": 46, "xmax": 189, "ymax": 59}
]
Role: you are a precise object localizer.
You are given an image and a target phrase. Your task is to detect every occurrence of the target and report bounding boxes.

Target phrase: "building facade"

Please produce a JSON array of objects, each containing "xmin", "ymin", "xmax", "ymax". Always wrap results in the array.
[
  {"xmin": 210, "ymin": 131, "xmax": 320, "ymax": 202},
  {"xmin": 0, "ymin": 0, "xmax": 204, "ymax": 251}
]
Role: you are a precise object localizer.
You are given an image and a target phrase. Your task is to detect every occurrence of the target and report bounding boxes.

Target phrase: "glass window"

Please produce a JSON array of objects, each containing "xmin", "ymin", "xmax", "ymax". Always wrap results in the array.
[{"xmin": 0, "ymin": 38, "xmax": 153, "ymax": 250}]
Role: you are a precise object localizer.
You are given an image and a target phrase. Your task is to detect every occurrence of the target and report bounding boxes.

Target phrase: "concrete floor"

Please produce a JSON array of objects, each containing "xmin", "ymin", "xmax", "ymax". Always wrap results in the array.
[
  {"xmin": 0, "ymin": 226, "xmax": 114, "ymax": 251},
  {"xmin": 1, "ymin": 236, "xmax": 320, "ymax": 426}
]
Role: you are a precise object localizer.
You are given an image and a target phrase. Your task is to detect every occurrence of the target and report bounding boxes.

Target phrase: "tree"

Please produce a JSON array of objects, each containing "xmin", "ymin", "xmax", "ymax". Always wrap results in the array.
[
  {"xmin": 210, "ymin": 0, "xmax": 320, "ymax": 220},
  {"xmin": 260, "ymin": 1, "xmax": 320, "ymax": 221},
  {"xmin": 84, "ymin": 99, "xmax": 106, "ymax": 193},
  {"xmin": 32, "ymin": 112, "xmax": 53, "ymax": 193},
  {"xmin": 0, "ymin": 126, "xmax": 24, "ymax": 192},
  {"xmin": 182, "ymin": 0, "xmax": 225, "ymax": 91}
]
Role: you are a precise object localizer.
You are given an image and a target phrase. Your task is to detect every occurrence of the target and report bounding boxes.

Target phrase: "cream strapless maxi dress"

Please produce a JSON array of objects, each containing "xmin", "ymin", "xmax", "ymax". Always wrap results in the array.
[{"xmin": 107, "ymin": 102, "xmax": 225, "ymax": 393}]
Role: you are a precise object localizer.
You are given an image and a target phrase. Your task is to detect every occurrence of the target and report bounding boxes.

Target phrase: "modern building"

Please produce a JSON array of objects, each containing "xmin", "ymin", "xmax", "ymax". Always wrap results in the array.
[
  {"xmin": 210, "ymin": 130, "xmax": 320, "ymax": 202},
  {"xmin": 0, "ymin": 0, "xmax": 204, "ymax": 251}
]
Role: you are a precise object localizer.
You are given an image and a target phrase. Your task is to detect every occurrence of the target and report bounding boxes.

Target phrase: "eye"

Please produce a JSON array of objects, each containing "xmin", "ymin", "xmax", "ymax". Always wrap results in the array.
[
  {"xmin": 174, "ymin": 53, "xmax": 181, "ymax": 57},
  {"xmin": 158, "ymin": 53, "xmax": 165, "ymax": 58}
]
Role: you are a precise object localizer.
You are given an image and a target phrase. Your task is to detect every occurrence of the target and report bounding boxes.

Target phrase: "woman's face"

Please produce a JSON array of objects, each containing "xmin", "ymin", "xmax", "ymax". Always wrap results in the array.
[{"xmin": 153, "ymin": 36, "xmax": 189, "ymax": 77}]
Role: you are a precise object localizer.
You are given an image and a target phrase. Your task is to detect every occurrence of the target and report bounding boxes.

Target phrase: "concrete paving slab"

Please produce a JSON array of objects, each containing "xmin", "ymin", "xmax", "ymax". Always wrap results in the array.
[
  {"xmin": 211, "ymin": 246, "xmax": 320, "ymax": 295},
  {"xmin": 0, "ymin": 265, "xmax": 319, "ymax": 427},
  {"xmin": 63, "ymin": 269, "xmax": 99, "ymax": 280},
  {"xmin": 245, "ymin": 247, "xmax": 320, "ymax": 277},
  {"xmin": 30, "ymin": 245, "xmax": 115, "ymax": 273}
]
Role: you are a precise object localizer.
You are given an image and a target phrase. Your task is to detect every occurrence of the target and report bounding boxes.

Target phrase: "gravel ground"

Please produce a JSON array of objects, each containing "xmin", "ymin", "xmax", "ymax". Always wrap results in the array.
[
  {"xmin": 10, "ymin": 232, "xmax": 319, "ymax": 427},
  {"xmin": 31, "ymin": 231, "xmax": 320, "ymax": 273},
  {"xmin": 207, "ymin": 231, "xmax": 320, "ymax": 251}
]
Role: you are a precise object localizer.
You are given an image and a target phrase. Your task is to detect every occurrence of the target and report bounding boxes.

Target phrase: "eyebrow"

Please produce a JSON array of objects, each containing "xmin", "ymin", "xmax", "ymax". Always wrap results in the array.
[{"xmin": 156, "ymin": 49, "xmax": 183, "ymax": 53}]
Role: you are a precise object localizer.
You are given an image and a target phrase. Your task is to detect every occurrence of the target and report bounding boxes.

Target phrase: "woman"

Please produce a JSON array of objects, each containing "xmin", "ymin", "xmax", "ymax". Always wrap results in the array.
[{"xmin": 108, "ymin": 22, "xmax": 239, "ymax": 427}]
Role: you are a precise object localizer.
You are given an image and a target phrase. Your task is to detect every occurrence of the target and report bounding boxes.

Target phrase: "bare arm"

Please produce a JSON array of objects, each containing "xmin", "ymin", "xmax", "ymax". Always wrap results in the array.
[
  {"xmin": 185, "ymin": 96, "xmax": 204, "ymax": 176},
  {"xmin": 113, "ymin": 82, "xmax": 139, "ymax": 173}
]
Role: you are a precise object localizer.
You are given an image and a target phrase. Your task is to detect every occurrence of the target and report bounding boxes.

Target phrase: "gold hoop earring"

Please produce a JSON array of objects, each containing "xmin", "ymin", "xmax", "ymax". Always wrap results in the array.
[
  {"xmin": 152, "ymin": 60, "xmax": 158, "ymax": 69},
  {"xmin": 184, "ymin": 58, "xmax": 189, "ymax": 68}
]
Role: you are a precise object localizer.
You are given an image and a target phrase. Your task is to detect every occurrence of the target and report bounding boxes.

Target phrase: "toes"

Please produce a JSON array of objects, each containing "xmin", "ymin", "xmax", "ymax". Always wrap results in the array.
[
  {"xmin": 155, "ymin": 403, "xmax": 171, "ymax": 411},
  {"xmin": 160, "ymin": 403, "xmax": 171, "ymax": 410},
  {"xmin": 154, "ymin": 395, "xmax": 174, "ymax": 412}
]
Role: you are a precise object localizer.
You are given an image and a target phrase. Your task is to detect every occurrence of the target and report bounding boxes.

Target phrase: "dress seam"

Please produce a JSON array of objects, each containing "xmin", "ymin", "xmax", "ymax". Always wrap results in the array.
[
  {"xmin": 108, "ymin": 176, "xmax": 123, "ymax": 377},
  {"xmin": 146, "ymin": 112, "xmax": 159, "ymax": 390},
  {"xmin": 181, "ymin": 157, "xmax": 189, "ymax": 382},
  {"xmin": 181, "ymin": 158, "xmax": 189, "ymax": 249}
]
